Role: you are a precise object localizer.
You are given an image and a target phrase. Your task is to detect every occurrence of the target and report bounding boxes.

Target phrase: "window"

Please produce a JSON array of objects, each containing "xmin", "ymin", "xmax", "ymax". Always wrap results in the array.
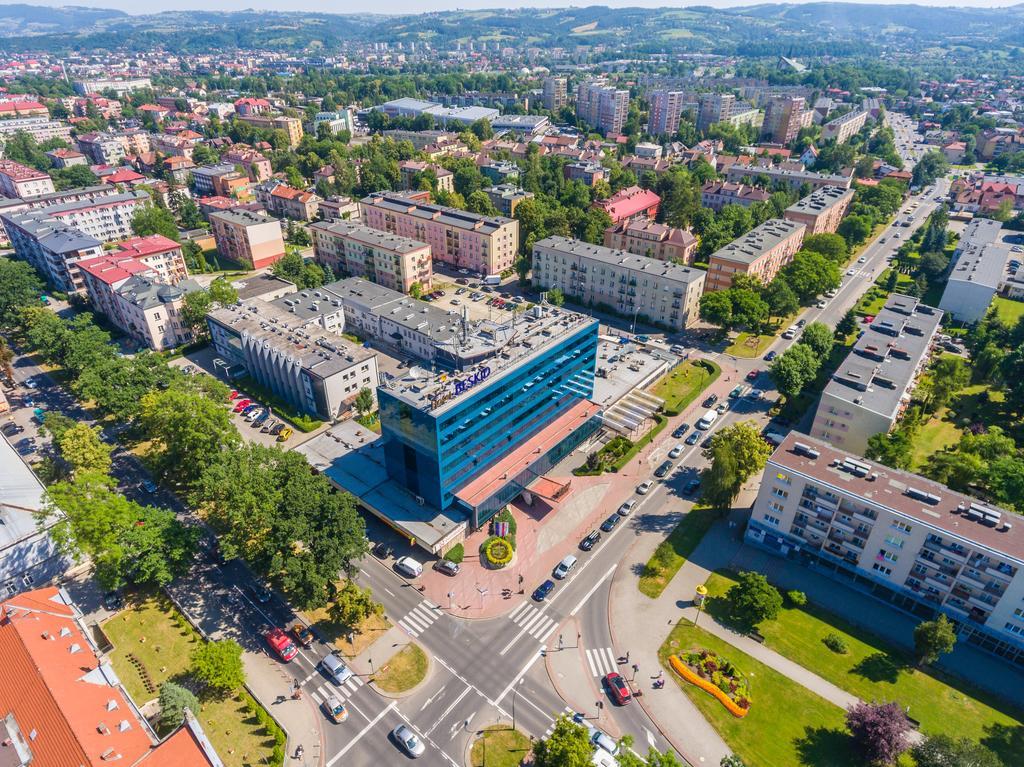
[
  {"xmin": 872, "ymin": 563, "xmax": 892, "ymax": 577},
  {"xmin": 892, "ymin": 520, "xmax": 912, "ymax": 533},
  {"xmin": 879, "ymin": 549, "xmax": 899, "ymax": 563},
  {"xmin": 772, "ymin": 487, "xmax": 789, "ymax": 499},
  {"xmin": 885, "ymin": 535, "xmax": 905, "ymax": 549},
  {"xmin": 764, "ymin": 515, "xmax": 781, "ymax": 527},
  {"xmin": 1005, "ymin": 622, "xmax": 1024, "ymax": 637},
  {"xmin": 768, "ymin": 501, "xmax": 785, "ymax": 514}
]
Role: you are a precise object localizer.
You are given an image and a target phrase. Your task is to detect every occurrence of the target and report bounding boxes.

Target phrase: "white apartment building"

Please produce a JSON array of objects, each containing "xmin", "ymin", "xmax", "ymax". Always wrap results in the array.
[
  {"xmin": 532, "ymin": 236, "xmax": 706, "ymax": 330},
  {"xmin": 749, "ymin": 433, "xmax": 1024, "ymax": 667},
  {"xmin": 0, "ymin": 160, "xmax": 55, "ymax": 199},
  {"xmin": 939, "ymin": 218, "xmax": 1013, "ymax": 324}
]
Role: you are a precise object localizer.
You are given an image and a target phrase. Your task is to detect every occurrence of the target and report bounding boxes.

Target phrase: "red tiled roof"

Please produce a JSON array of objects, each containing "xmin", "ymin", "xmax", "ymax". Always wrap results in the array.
[
  {"xmin": 77, "ymin": 253, "xmax": 154, "ymax": 285},
  {"xmin": 593, "ymin": 185, "xmax": 661, "ymax": 220},
  {"xmin": 0, "ymin": 158, "xmax": 49, "ymax": 181},
  {"xmin": 101, "ymin": 168, "xmax": 145, "ymax": 184},
  {"xmin": 111, "ymin": 234, "xmax": 181, "ymax": 259}
]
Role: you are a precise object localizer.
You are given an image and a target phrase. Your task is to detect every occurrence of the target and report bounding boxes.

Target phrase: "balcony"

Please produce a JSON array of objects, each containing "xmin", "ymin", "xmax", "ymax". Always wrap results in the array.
[
  {"xmin": 958, "ymin": 572, "xmax": 987, "ymax": 591},
  {"xmin": 968, "ymin": 593, "xmax": 999, "ymax": 611},
  {"xmin": 943, "ymin": 602, "xmax": 970, "ymax": 621},
  {"xmin": 925, "ymin": 576, "xmax": 953, "ymax": 593},
  {"xmin": 924, "ymin": 539, "xmax": 968, "ymax": 563},
  {"xmin": 831, "ymin": 517, "xmax": 856, "ymax": 535},
  {"xmin": 985, "ymin": 564, "xmax": 1017, "ymax": 582}
]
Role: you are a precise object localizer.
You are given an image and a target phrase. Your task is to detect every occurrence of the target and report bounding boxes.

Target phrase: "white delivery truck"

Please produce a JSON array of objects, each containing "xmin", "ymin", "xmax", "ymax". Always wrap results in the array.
[{"xmin": 483, "ymin": 274, "xmax": 502, "ymax": 286}]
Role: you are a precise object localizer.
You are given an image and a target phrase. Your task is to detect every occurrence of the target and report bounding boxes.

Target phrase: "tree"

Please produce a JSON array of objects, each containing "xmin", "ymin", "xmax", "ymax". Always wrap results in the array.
[
  {"xmin": 704, "ymin": 421, "xmax": 772, "ymax": 484},
  {"xmin": 846, "ymin": 701, "xmax": 911, "ymax": 766},
  {"xmin": 838, "ymin": 215, "xmax": 873, "ymax": 248},
  {"xmin": 55, "ymin": 423, "xmax": 112, "ymax": 477},
  {"xmin": 720, "ymin": 758, "xmax": 748, "ymax": 767},
  {"xmin": 546, "ymin": 287, "xmax": 565, "ymax": 306},
  {"xmin": 836, "ymin": 309, "xmax": 858, "ymax": 338},
  {"xmin": 924, "ymin": 356, "xmax": 969, "ymax": 412},
  {"xmin": 465, "ymin": 190, "xmax": 499, "ymax": 216},
  {"xmin": 354, "ymin": 387, "xmax": 374, "ymax": 417},
  {"xmin": 159, "ymin": 681, "xmax": 200, "ymax": 730},
  {"xmin": 802, "ymin": 232, "xmax": 848, "ymax": 261},
  {"xmin": 699, "ymin": 291, "xmax": 734, "ymax": 330},
  {"xmin": 181, "ymin": 278, "xmax": 238, "ymax": 338},
  {"xmin": 131, "ymin": 204, "xmax": 180, "ymax": 241},
  {"xmin": 532, "ymin": 715, "xmax": 593, "ymax": 767},
  {"xmin": 701, "ymin": 442, "xmax": 741, "ymax": 513},
  {"xmin": 728, "ymin": 288, "xmax": 770, "ymax": 331},
  {"xmin": 925, "ymin": 450, "xmax": 986, "ymax": 492},
  {"xmin": 770, "ymin": 344, "xmax": 820, "ymax": 400},
  {"xmin": 987, "ymin": 455, "xmax": 1024, "ymax": 510},
  {"xmin": 910, "ymin": 734, "xmax": 1001, "ymax": 767},
  {"xmin": 44, "ymin": 471, "xmax": 198, "ymax": 590},
  {"xmin": 0, "ymin": 337, "xmax": 14, "ymax": 381},
  {"xmin": 725, "ymin": 571, "xmax": 783, "ymax": 629},
  {"xmin": 0, "ymin": 257, "xmax": 44, "ymax": 327},
  {"xmin": 865, "ymin": 430, "xmax": 915, "ymax": 470},
  {"xmin": 191, "ymin": 639, "xmax": 245, "ymax": 694},
  {"xmin": 50, "ymin": 164, "xmax": 99, "ymax": 191},
  {"xmin": 799, "ymin": 322, "xmax": 834, "ymax": 358},
  {"xmin": 782, "ymin": 251, "xmax": 841, "ymax": 304},
  {"xmin": 763, "ymin": 278, "xmax": 799, "ymax": 320},
  {"xmin": 913, "ymin": 614, "xmax": 957, "ymax": 667},
  {"xmin": 327, "ymin": 581, "xmax": 383, "ymax": 627},
  {"xmin": 912, "ymin": 150, "xmax": 950, "ymax": 188}
]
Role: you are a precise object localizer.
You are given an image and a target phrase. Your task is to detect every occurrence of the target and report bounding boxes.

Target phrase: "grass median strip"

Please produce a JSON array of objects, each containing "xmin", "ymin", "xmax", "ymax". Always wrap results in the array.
[
  {"xmin": 373, "ymin": 642, "xmax": 428, "ymax": 693},
  {"xmin": 650, "ymin": 359, "xmax": 721, "ymax": 415},
  {"xmin": 469, "ymin": 725, "xmax": 532, "ymax": 767},
  {"xmin": 638, "ymin": 506, "xmax": 717, "ymax": 598}
]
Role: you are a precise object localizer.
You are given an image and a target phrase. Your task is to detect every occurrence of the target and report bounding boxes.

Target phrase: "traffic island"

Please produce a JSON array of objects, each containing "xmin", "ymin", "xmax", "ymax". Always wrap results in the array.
[
  {"xmin": 467, "ymin": 724, "xmax": 532, "ymax": 767},
  {"xmin": 370, "ymin": 641, "xmax": 431, "ymax": 698}
]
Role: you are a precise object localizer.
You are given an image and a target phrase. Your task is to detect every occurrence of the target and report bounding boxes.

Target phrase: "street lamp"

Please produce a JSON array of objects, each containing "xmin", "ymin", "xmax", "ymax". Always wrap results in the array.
[
  {"xmin": 693, "ymin": 584, "xmax": 708, "ymax": 626},
  {"xmin": 512, "ymin": 678, "xmax": 524, "ymax": 731}
]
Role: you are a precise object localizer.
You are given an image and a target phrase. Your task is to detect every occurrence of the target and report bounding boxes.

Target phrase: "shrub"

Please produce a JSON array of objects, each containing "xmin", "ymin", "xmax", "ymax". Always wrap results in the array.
[
  {"xmin": 823, "ymin": 632, "xmax": 849, "ymax": 654},
  {"xmin": 786, "ymin": 590, "xmax": 807, "ymax": 607},
  {"xmin": 482, "ymin": 536, "xmax": 513, "ymax": 567},
  {"xmin": 444, "ymin": 543, "xmax": 464, "ymax": 564}
]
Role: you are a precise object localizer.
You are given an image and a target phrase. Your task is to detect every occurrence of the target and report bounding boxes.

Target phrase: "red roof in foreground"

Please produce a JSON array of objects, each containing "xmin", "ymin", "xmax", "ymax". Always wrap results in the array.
[
  {"xmin": 101, "ymin": 168, "xmax": 145, "ymax": 184},
  {"xmin": 0, "ymin": 588, "xmax": 221, "ymax": 767},
  {"xmin": 77, "ymin": 252, "xmax": 155, "ymax": 285},
  {"xmin": 111, "ymin": 234, "xmax": 182, "ymax": 259},
  {"xmin": 593, "ymin": 185, "xmax": 661, "ymax": 221}
]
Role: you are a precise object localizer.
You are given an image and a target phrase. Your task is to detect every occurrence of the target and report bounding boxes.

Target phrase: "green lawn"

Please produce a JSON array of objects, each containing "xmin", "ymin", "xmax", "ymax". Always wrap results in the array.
[
  {"xmin": 638, "ymin": 507, "xmax": 717, "ymax": 598},
  {"xmin": 993, "ymin": 296, "xmax": 1024, "ymax": 326},
  {"xmin": 659, "ymin": 619, "xmax": 851, "ymax": 767},
  {"xmin": 703, "ymin": 572, "xmax": 1023, "ymax": 762},
  {"xmin": 469, "ymin": 726, "xmax": 531, "ymax": 767},
  {"xmin": 103, "ymin": 592, "xmax": 283, "ymax": 767},
  {"xmin": 726, "ymin": 332, "xmax": 774, "ymax": 359},
  {"xmin": 908, "ymin": 411, "xmax": 962, "ymax": 470},
  {"xmin": 374, "ymin": 643, "xmax": 428, "ymax": 693},
  {"xmin": 650, "ymin": 359, "xmax": 721, "ymax": 415}
]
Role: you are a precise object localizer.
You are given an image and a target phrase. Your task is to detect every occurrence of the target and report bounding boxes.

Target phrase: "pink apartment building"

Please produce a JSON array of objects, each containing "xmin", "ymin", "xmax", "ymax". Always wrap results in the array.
[
  {"xmin": 209, "ymin": 209, "xmax": 286, "ymax": 270},
  {"xmin": 0, "ymin": 159, "xmax": 55, "ymax": 198},
  {"xmin": 593, "ymin": 185, "xmax": 661, "ymax": 225},
  {"xmin": 108, "ymin": 234, "xmax": 189, "ymax": 284},
  {"xmin": 359, "ymin": 192, "xmax": 519, "ymax": 275}
]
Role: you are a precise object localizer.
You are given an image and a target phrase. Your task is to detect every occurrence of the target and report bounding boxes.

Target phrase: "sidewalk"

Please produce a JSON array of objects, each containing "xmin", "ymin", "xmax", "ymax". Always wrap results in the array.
[{"xmin": 243, "ymin": 653, "xmax": 324, "ymax": 766}]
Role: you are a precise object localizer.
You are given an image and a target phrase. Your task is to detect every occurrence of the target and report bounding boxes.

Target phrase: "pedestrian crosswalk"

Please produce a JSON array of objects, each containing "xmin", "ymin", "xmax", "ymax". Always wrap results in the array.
[
  {"xmin": 507, "ymin": 601, "xmax": 558, "ymax": 644},
  {"xmin": 306, "ymin": 674, "xmax": 365, "ymax": 705},
  {"xmin": 397, "ymin": 600, "xmax": 441, "ymax": 638},
  {"xmin": 584, "ymin": 646, "xmax": 618, "ymax": 678}
]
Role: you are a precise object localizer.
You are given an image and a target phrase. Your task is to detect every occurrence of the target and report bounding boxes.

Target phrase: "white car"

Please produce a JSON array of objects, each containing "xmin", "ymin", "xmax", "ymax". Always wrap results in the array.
[
  {"xmin": 618, "ymin": 499, "xmax": 639, "ymax": 516},
  {"xmin": 857, "ymin": 256, "xmax": 867, "ymax": 263},
  {"xmin": 669, "ymin": 443, "xmax": 685, "ymax": 459},
  {"xmin": 846, "ymin": 268, "xmax": 856, "ymax": 276},
  {"xmin": 394, "ymin": 557, "xmax": 423, "ymax": 578},
  {"xmin": 245, "ymin": 407, "xmax": 265, "ymax": 422},
  {"xmin": 815, "ymin": 300, "xmax": 826, "ymax": 309},
  {"xmin": 636, "ymin": 480, "xmax": 654, "ymax": 495}
]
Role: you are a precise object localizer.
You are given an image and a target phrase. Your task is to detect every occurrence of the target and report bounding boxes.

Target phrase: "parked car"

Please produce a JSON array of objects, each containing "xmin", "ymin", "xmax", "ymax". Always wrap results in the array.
[
  {"xmin": 141, "ymin": 479, "xmax": 157, "ymax": 493},
  {"xmin": 291, "ymin": 623, "xmax": 314, "ymax": 647},
  {"xmin": 579, "ymin": 531, "xmax": 601, "ymax": 551},
  {"xmin": 233, "ymin": 399, "xmax": 252, "ymax": 412},
  {"xmin": 654, "ymin": 460, "xmax": 673, "ymax": 478},
  {"xmin": 322, "ymin": 696, "xmax": 348, "ymax": 723},
  {"xmin": 668, "ymin": 443, "xmax": 684, "ymax": 459},
  {"xmin": 253, "ymin": 410, "xmax": 271, "ymax": 426},
  {"xmin": 683, "ymin": 478, "xmax": 701, "ymax": 495},
  {"xmin": 276, "ymin": 427, "xmax": 293, "ymax": 442},
  {"xmin": 618, "ymin": 499, "xmax": 638, "ymax": 516},
  {"xmin": 636, "ymin": 480, "xmax": 654, "ymax": 495},
  {"xmin": 748, "ymin": 389, "xmax": 764, "ymax": 400},
  {"xmin": 746, "ymin": 369, "xmax": 759, "ymax": 382},
  {"xmin": 241, "ymin": 404, "xmax": 259, "ymax": 416},
  {"xmin": 671, "ymin": 423, "xmax": 690, "ymax": 439},
  {"xmin": 715, "ymin": 402, "xmax": 729, "ymax": 414},
  {"xmin": 701, "ymin": 436, "xmax": 714, "ymax": 449},
  {"xmin": 270, "ymin": 422, "xmax": 285, "ymax": 436},
  {"xmin": 685, "ymin": 431, "xmax": 700, "ymax": 446},
  {"xmin": 372, "ymin": 542, "xmax": 393, "ymax": 559},
  {"xmin": 702, "ymin": 394, "xmax": 718, "ymax": 408},
  {"xmin": 392, "ymin": 724, "xmax": 426, "ymax": 758},
  {"xmin": 600, "ymin": 514, "xmax": 621, "ymax": 533},
  {"xmin": 433, "ymin": 559, "xmax": 460, "ymax": 576},
  {"xmin": 245, "ymin": 407, "xmax": 264, "ymax": 422},
  {"xmin": 103, "ymin": 590, "xmax": 124, "ymax": 612},
  {"xmin": 320, "ymin": 653, "xmax": 354, "ymax": 685},
  {"xmin": 604, "ymin": 671, "xmax": 632, "ymax": 705},
  {"xmin": 764, "ymin": 350, "xmax": 778, "ymax": 362},
  {"xmin": 532, "ymin": 579, "xmax": 555, "ymax": 602},
  {"xmin": 728, "ymin": 385, "xmax": 745, "ymax": 399},
  {"xmin": 553, "ymin": 555, "xmax": 578, "ymax": 579},
  {"xmin": 1, "ymin": 422, "xmax": 24, "ymax": 436},
  {"xmin": 265, "ymin": 628, "xmax": 298, "ymax": 662},
  {"xmin": 261, "ymin": 419, "xmax": 278, "ymax": 433},
  {"xmin": 249, "ymin": 584, "xmax": 273, "ymax": 604}
]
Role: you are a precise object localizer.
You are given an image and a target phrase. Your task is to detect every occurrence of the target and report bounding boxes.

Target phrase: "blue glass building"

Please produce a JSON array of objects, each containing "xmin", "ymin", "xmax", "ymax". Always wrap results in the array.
[{"xmin": 379, "ymin": 311, "xmax": 599, "ymax": 528}]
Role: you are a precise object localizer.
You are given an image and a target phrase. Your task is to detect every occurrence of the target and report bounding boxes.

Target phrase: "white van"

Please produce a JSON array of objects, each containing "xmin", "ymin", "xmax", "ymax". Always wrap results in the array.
[
  {"xmin": 483, "ymin": 274, "xmax": 502, "ymax": 286},
  {"xmin": 553, "ymin": 555, "xmax": 578, "ymax": 579},
  {"xmin": 320, "ymin": 653, "xmax": 354, "ymax": 685},
  {"xmin": 395, "ymin": 557, "xmax": 423, "ymax": 578},
  {"xmin": 696, "ymin": 409, "xmax": 718, "ymax": 430}
]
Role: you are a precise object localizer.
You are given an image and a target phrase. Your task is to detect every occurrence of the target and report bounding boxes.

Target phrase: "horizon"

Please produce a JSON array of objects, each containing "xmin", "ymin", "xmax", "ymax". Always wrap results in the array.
[{"xmin": 0, "ymin": 0, "xmax": 1021, "ymax": 17}]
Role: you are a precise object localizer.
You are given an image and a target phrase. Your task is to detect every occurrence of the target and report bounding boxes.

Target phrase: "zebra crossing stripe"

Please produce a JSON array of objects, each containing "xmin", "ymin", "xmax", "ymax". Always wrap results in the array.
[
  {"xmin": 508, "ymin": 601, "xmax": 532, "ymax": 621},
  {"xmin": 517, "ymin": 609, "xmax": 545, "ymax": 635},
  {"xmin": 585, "ymin": 649, "xmax": 599, "ymax": 677},
  {"xmin": 529, "ymin": 615, "xmax": 555, "ymax": 640}
]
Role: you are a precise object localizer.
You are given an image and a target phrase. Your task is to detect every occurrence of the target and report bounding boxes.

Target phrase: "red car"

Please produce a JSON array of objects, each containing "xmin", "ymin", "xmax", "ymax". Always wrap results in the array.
[
  {"xmin": 229, "ymin": 390, "xmax": 240, "ymax": 400},
  {"xmin": 604, "ymin": 671, "xmax": 632, "ymax": 705},
  {"xmin": 265, "ymin": 628, "xmax": 298, "ymax": 662},
  {"xmin": 862, "ymin": 315, "xmax": 875, "ymax": 324},
  {"xmin": 746, "ymin": 369, "xmax": 759, "ymax": 382},
  {"xmin": 233, "ymin": 399, "xmax": 252, "ymax": 412}
]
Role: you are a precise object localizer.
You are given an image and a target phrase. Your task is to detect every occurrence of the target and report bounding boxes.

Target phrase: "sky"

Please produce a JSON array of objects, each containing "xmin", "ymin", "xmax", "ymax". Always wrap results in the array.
[{"xmin": 1, "ymin": 0, "xmax": 1022, "ymax": 14}]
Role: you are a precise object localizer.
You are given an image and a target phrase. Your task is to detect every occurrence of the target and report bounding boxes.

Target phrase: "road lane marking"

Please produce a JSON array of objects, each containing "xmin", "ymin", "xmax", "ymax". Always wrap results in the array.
[
  {"xmin": 424, "ymin": 685, "xmax": 471, "ymax": 736},
  {"xmin": 493, "ymin": 648, "xmax": 544, "ymax": 707},
  {"xmin": 569, "ymin": 564, "xmax": 617, "ymax": 617},
  {"xmin": 326, "ymin": 700, "xmax": 396, "ymax": 765}
]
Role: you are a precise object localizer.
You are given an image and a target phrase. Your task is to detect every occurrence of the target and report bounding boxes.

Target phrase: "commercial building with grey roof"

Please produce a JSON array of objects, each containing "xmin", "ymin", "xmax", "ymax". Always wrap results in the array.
[
  {"xmin": 726, "ymin": 163, "xmax": 853, "ymax": 192},
  {"xmin": 939, "ymin": 217, "xmax": 1014, "ymax": 323},
  {"xmin": 811, "ymin": 294, "xmax": 942, "ymax": 454}
]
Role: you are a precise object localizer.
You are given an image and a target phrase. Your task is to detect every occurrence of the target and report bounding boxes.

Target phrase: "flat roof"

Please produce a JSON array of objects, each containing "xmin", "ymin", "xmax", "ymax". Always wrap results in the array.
[
  {"xmin": 709, "ymin": 218, "xmax": 805, "ymax": 265},
  {"xmin": 947, "ymin": 218, "xmax": 1012, "ymax": 290},
  {"xmin": 535, "ymin": 235, "xmax": 704, "ymax": 285},
  {"xmin": 310, "ymin": 220, "xmax": 430, "ymax": 255},
  {"xmin": 360, "ymin": 192, "xmax": 514, "ymax": 235},
  {"xmin": 771, "ymin": 433, "xmax": 1024, "ymax": 563},
  {"xmin": 728, "ymin": 163, "xmax": 853, "ymax": 187},
  {"xmin": 209, "ymin": 208, "xmax": 278, "ymax": 227},
  {"xmin": 821, "ymin": 294, "xmax": 942, "ymax": 417},
  {"xmin": 785, "ymin": 185, "xmax": 855, "ymax": 215},
  {"xmin": 1, "ymin": 437, "xmax": 62, "ymax": 553},
  {"xmin": 229, "ymin": 272, "xmax": 296, "ymax": 302}
]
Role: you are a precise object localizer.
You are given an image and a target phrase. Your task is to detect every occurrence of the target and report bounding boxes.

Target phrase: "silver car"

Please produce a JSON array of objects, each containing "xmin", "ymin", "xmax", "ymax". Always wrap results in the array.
[{"xmin": 392, "ymin": 724, "xmax": 426, "ymax": 758}]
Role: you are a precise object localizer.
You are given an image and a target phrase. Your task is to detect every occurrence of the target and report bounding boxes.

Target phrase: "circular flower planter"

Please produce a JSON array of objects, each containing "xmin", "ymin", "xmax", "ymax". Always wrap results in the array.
[{"xmin": 482, "ymin": 536, "xmax": 514, "ymax": 569}]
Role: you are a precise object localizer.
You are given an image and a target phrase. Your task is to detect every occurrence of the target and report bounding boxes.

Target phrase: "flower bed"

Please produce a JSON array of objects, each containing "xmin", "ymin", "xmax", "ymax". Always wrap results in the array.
[
  {"xmin": 482, "ymin": 536, "xmax": 514, "ymax": 568},
  {"xmin": 670, "ymin": 650, "xmax": 751, "ymax": 718}
]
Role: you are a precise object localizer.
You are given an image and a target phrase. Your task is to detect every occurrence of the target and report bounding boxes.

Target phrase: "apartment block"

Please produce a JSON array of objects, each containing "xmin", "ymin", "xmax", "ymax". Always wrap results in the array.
[
  {"xmin": 209, "ymin": 209, "xmax": 286, "ymax": 270},
  {"xmin": 399, "ymin": 161, "xmax": 455, "ymax": 194},
  {"xmin": 0, "ymin": 214, "xmax": 103, "ymax": 293},
  {"xmin": 939, "ymin": 218, "xmax": 1013, "ymax": 324},
  {"xmin": 783, "ymin": 186, "xmax": 855, "ymax": 235},
  {"xmin": 696, "ymin": 93, "xmax": 735, "ymax": 134},
  {"xmin": 256, "ymin": 181, "xmax": 321, "ymax": 221},
  {"xmin": 821, "ymin": 107, "xmax": 869, "ymax": 144},
  {"xmin": 811, "ymin": 295, "xmax": 942, "ymax": 453},
  {"xmin": 648, "ymin": 90, "xmax": 686, "ymax": 136},
  {"xmin": 0, "ymin": 159, "xmax": 54, "ymax": 198},
  {"xmin": 479, "ymin": 161, "xmax": 519, "ymax": 185},
  {"xmin": 564, "ymin": 161, "xmax": 607, "ymax": 187},
  {"xmin": 532, "ymin": 236, "xmax": 705, "ymax": 330},
  {"xmin": 0, "ymin": 116, "xmax": 71, "ymax": 143},
  {"xmin": 593, "ymin": 185, "xmax": 660, "ymax": 225},
  {"xmin": 0, "ymin": 184, "xmax": 119, "ymax": 244},
  {"xmin": 700, "ymin": 180, "xmax": 771, "ymax": 211},
  {"xmin": 237, "ymin": 114, "xmax": 304, "ymax": 148},
  {"xmin": 360, "ymin": 192, "xmax": 519, "ymax": 276},
  {"xmin": 748, "ymin": 433, "xmax": 1024, "ymax": 667},
  {"xmin": 382, "ymin": 129, "xmax": 461, "ymax": 151},
  {"xmin": 576, "ymin": 80, "xmax": 629, "ymax": 136},
  {"xmin": 705, "ymin": 218, "xmax": 806, "ymax": 292},
  {"xmin": 222, "ymin": 146, "xmax": 273, "ymax": 182},
  {"xmin": 311, "ymin": 220, "xmax": 432, "ymax": 293},
  {"xmin": 318, "ymin": 195, "xmax": 361, "ymax": 221},
  {"xmin": 726, "ymin": 163, "xmax": 853, "ymax": 192},
  {"xmin": 192, "ymin": 163, "xmax": 245, "ymax": 197},
  {"xmin": 542, "ymin": 76, "xmax": 568, "ymax": 112},
  {"xmin": 313, "ymin": 109, "xmax": 354, "ymax": 135},
  {"xmin": 108, "ymin": 234, "xmax": 189, "ymax": 284},
  {"xmin": 73, "ymin": 76, "xmax": 151, "ymax": 96},
  {"xmin": 485, "ymin": 185, "xmax": 534, "ymax": 216},
  {"xmin": 603, "ymin": 219, "xmax": 698, "ymax": 264},
  {"xmin": 207, "ymin": 299, "xmax": 378, "ymax": 421},
  {"xmin": 761, "ymin": 95, "xmax": 806, "ymax": 145}
]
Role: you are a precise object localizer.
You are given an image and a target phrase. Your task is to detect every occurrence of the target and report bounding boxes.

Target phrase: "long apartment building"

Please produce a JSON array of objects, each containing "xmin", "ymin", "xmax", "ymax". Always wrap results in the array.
[
  {"xmin": 749, "ymin": 433, "xmax": 1024, "ymax": 667},
  {"xmin": 821, "ymin": 107, "xmax": 869, "ymax": 144},
  {"xmin": 783, "ymin": 186, "xmax": 855, "ymax": 235},
  {"xmin": 360, "ymin": 192, "xmax": 518, "ymax": 276},
  {"xmin": 73, "ymin": 76, "xmax": 151, "ymax": 96},
  {"xmin": 236, "ymin": 114, "xmax": 304, "ymax": 148},
  {"xmin": 532, "ymin": 236, "xmax": 705, "ymax": 330},
  {"xmin": 0, "ymin": 116, "xmax": 71, "ymax": 143},
  {"xmin": 811, "ymin": 294, "xmax": 942, "ymax": 453},
  {"xmin": 311, "ymin": 219, "xmax": 433, "ymax": 294},
  {"xmin": 939, "ymin": 218, "xmax": 1013, "ymax": 324},
  {"xmin": 209, "ymin": 209, "xmax": 286, "ymax": 270},
  {"xmin": 701, "ymin": 180, "xmax": 771, "ymax": 211},
  {"xmin": 576, "ymin": 80, "xmax": 629, "ymax": 136},
  {"xmin": 603, "ymin": 219, "xmax": 698, "ymax": 264},
  {"xmin": 0, "ymin": 159, "xmax": 54, "ymax": 199},
  {"xmin": 726, "ymin": 163, "xmax": 853, "ymax": 192},
  {"xmin": 705, "ymin": 218, "xmax": 806, "ymax": 292},
  {"xmin": 0, "ymin": 184, "xmax": 119, "ymax": 244},
  {"xmin": 208, "ymin": 298, "xmax": 378, "ymax": 421}
]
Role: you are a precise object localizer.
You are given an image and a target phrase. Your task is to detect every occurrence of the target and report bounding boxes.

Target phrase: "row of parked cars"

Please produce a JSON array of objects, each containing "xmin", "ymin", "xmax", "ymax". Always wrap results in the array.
[{"xmin": 228, "ymin": 390, "xmax": 291, "ymax": 442}]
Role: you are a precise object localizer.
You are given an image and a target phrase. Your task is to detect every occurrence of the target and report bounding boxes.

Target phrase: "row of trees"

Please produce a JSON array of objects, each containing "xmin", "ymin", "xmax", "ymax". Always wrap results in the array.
[{"xmin": 768, "ymin": 320, "xmax": 843, "ymax": 401}]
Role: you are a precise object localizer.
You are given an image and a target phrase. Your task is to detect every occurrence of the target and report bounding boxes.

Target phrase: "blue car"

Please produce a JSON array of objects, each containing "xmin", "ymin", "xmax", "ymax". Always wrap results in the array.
[
  {"xmin": 532, "ymin": 579, "xmax": 555, "ymax": 602},
  {"xmin": 241, "ymin": 404, "xmax": 259, "ymax": 415}
]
